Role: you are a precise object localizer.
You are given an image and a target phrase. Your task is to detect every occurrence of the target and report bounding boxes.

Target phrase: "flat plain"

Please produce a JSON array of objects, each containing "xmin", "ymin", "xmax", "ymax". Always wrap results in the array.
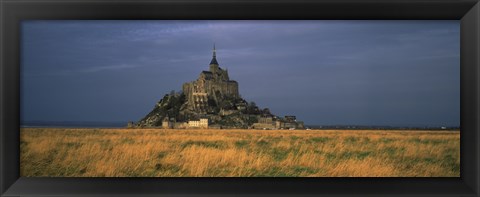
[{"xmin": 20, "ymin": 128, "xmax": 460, "ymax": 177}]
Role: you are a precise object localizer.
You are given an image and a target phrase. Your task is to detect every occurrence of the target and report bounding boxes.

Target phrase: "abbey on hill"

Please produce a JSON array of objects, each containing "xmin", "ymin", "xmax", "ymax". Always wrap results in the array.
[
  {"xmin": 182, "ymin": 45, "xmax": 239, "ymax": 113},
  {"xmin": 133, "ymin": 45, "xmax": 304, "ymax": 130}
]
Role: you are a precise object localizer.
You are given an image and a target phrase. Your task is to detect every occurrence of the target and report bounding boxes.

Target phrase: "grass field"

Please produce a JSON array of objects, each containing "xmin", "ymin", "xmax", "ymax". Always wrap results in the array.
[{"xmin": 20, "ymin": 128, "xmax": 460, "ymax": 177}]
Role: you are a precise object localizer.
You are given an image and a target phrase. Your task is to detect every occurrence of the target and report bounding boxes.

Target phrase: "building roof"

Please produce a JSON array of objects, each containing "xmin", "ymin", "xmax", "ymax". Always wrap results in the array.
[
  {"xmin": 210, "ymin": 44, "xmax": 219, "ymax": 65},
  {"xmin": 210, "ymin": 57, "xmax": 218, "ymax": 65}
]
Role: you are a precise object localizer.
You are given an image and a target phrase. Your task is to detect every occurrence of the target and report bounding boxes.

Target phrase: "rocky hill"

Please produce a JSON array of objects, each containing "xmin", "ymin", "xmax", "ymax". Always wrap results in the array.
[{"xmin": 134, "ymin": 45, "xmax": 275, "ymax": 129}]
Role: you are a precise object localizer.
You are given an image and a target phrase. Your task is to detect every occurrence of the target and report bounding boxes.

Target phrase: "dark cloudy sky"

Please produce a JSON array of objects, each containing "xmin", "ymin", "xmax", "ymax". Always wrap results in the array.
[{"xmin": 21, "ymin": 20, "xmax": 459, "ymax": 126}]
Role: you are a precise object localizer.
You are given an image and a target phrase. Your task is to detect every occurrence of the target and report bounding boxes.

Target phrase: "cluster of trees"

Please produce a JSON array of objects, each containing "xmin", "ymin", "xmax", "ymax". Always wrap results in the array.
[
  {"xmin": 246, "ymin": 102, "xmax": 272, "ymax": 116},
  {"xmin": 210, "ymin": 97, "xmax": 270, "ymax": 116}
]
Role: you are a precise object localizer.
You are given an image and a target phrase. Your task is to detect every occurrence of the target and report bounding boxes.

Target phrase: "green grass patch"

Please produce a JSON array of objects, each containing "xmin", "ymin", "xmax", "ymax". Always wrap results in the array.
[
  {"xmin": 326, "ymin": 151, "xmax": 372, "ymax": 160},
  {"xmin": 380, "ymin": 138, "xmax": 396, "ymax": 143},
  {"xmin": 344, "ymin": 137, "xmax": 358, "ymax": 144},
  {"xmin": 234, "ymin": 140, "xmax": 249, "ymax": 148},
  {"xmin": 157, "ymin": 152, "xmax": 167, "ymax": 159},
  {"xmin": 309, "ymin": 137, "xmax": 330, "ymax": 143},
  {"xmin": 356, "ymin": 151, "xmax": 372, "ymax": 159},
  {"xmin": 409, "ymin": 138, "xmax": 449, "ymax": 145},
  {"xmin": 155, "ymin": 163, "xmax": 182, "ymax": 173},
  {"xmin": 292, "ymin": 166, "xmax": 318, "ymax": 175},
  {"xmin": 271, "ymin": 148, "xmax": 290, "ymax": 161},
  {"xmin": 383, "ymin": 147, "xmax": 398, "ymax": 156},
  {"xmin": 256, "ymin": 139, "xmax": 270, "ymax": 147},
  {"xmin": 64, "ymin": 142, "xmax": 83, "ymax": 148},
  {"xmin": 361, "ymin": 137, "xmax": 371, "ymax": 144},
  {"xmin": 181, "ymin": 140, "xmax": 226, "ymax": 149},
  {"xmin": 290, "ymin": 136, "xmax": 301, "ymax": 141},
  {"xmin": 251, "ymin": 167, "xmax": 292, "ymax": 177},
  {"xmin": 325, "ymin": 153, "xmax": 336, "ymax": 161},
  {"xmin": 120, "ymin": 138, "xmax": 135, "ymax": 144},
  {"xmin": 423, "ymin": 157, "xmax": 437, "ymax": 164}
]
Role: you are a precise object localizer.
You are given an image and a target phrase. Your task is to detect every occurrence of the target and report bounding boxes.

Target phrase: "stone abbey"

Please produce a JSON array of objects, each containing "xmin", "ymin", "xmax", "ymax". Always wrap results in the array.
[
  {"xmin": 182, "ymin": 45, "xmax": 239, "ymax": 113},
  {"xmin": 134, "ymin": 45, "xmax": 304, "ymax": 130}
]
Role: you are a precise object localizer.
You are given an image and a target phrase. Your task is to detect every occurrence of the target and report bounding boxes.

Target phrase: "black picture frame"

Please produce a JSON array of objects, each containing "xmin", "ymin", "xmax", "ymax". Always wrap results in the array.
[{"xmin": 1, "ymin": 0, "xmax": 479, "ymax": 196}]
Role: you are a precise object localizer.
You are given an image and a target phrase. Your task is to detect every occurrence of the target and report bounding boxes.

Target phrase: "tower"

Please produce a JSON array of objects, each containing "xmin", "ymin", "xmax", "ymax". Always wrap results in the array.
[{"xmin": 209, "ymin": 43, "xmax": 219, "ymax": 72}]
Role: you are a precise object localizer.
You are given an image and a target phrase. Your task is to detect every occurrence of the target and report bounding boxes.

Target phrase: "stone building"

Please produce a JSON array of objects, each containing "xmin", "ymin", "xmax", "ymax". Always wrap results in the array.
[
  {"xmin": 285, "ymin": 116, "xmax": 296, "ymax": 122},
  {"xmin": 127, "ymin": 121, "xmax": 135, "ymax": 128},
  {"xmin": 182, "ymin": 44, "xmax": 239, "ymax": 113},
  {"xmin": 254, "ymin": 115, "xmax": 305, "ymax": 130},
  {"xmin": 252, "ymin": 116, "xmax": 275, "ymax": 129},
  {"xmin": 162, "ymin": 117, "xmax": 174, "ymax": 129},
  {"xmin": 174, "ymin": 122, "xmax": 188, "ymax": 129},
  {"xmin": 188, "ymin": 118, "xmax": 209, "ymax": 129},
  {"xmin": 275, "ymin": 120, "xmax": 284, "ymax": 129}
]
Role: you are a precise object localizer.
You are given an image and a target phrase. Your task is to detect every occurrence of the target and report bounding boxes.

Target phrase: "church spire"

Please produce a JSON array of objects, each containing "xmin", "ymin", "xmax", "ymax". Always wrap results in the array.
[
  {"xmin": 213, "ymin": 43, "xmax": 216, "ymax": 58},
  {"xmin": 210, "ymin": 43, "xmax": 218, "ymax": 65}
]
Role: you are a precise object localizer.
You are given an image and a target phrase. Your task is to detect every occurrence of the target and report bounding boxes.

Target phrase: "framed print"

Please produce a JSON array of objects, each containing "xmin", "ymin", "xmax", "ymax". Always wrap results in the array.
[{"xmin": 1, "ymin": 0, "xmax": 479, "ymax": 196}]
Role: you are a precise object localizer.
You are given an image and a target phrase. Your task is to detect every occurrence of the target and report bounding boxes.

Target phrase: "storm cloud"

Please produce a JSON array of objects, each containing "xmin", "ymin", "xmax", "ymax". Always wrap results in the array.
[{"xmin": 21, "ymin": 20, "xmax": 459, "ymax": 126}]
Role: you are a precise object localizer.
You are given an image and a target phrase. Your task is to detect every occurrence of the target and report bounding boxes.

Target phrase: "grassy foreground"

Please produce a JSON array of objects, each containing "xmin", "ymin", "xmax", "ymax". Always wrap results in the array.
[{"xmin": 20, "ymin": 128, "xmax": 459, "ymax": 177}]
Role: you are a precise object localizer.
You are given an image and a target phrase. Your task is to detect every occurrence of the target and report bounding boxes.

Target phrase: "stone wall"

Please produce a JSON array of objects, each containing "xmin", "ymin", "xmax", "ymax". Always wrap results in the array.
[
  {"xmin": 182, "ymin": 64, "xmax": 239, "ymax": 110},
  {"xmin": 252, "ymin": 123, "xmax": 275, "ymax": 129}
]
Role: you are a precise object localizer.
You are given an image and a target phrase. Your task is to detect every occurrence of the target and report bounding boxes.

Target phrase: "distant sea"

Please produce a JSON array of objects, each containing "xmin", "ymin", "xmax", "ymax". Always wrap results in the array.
[
  {"xmin": 305, "ymin": 125, "xmax": 460, "ymax": 130},
  {"xmin": 20, "ymin": 121, "xmax": 127, "ymax": 128},
  {"xmin": 20, "ymin": 121, "xmax": 459, "ymax": 130}
]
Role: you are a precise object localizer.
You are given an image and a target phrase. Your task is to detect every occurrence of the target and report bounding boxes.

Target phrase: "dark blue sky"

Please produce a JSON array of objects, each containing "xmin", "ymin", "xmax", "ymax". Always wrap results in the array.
[{"xmin": 21, "ymin": 20, "xmax": 460, "ymax": 126}]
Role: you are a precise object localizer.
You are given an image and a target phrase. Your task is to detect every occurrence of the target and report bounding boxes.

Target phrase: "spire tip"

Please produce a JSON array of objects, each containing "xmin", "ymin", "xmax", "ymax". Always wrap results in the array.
[{"xmin": 212, "ymin": 43, "xmax": 216, "ymax": 58}]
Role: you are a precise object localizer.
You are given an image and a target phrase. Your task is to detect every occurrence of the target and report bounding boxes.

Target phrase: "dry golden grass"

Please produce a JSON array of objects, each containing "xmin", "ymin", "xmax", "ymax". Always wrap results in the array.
[{"xmin": 20, "ymin": 128, "xmax": 460, "ymax": 177}]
